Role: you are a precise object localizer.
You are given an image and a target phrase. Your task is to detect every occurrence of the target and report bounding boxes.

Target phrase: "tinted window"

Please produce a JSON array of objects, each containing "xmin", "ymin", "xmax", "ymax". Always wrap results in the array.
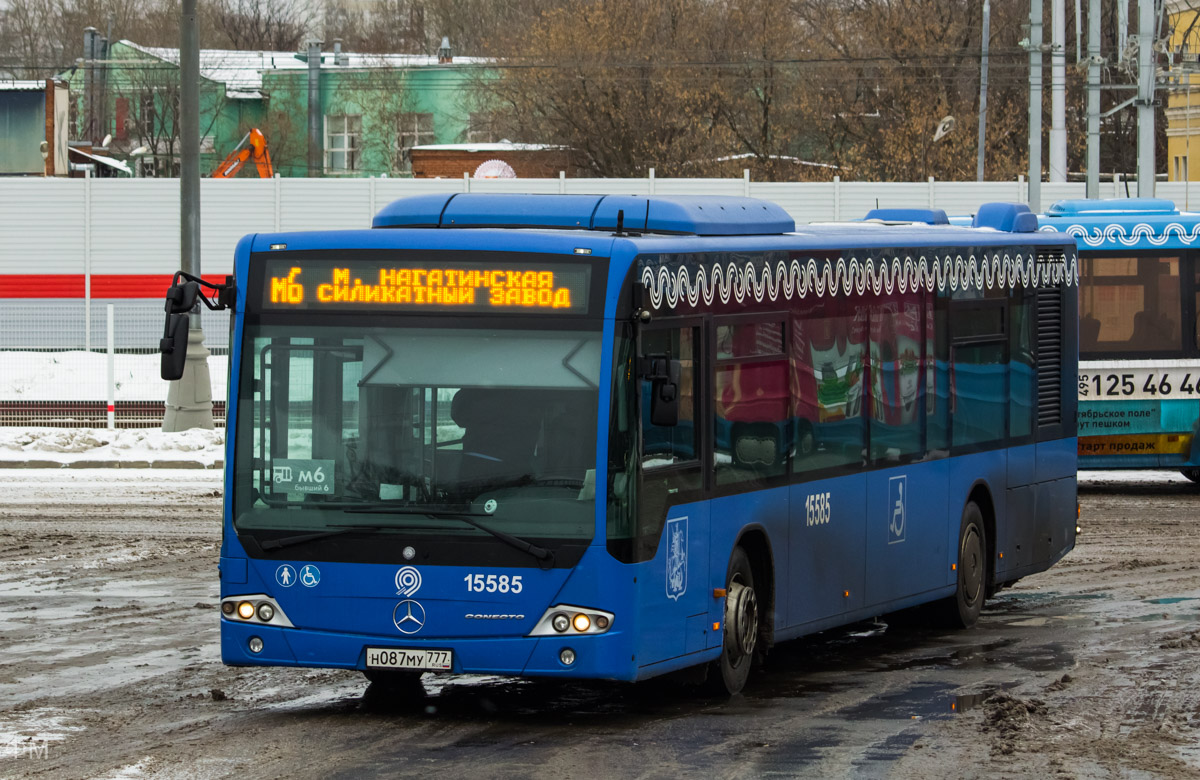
[
  {"xmin": 791, "ymin": 300, "xmax": 868, "ymax": 472},
  {"xmin": 715, "ymin": 321, "xmax": 788, "ymax": 486},
  {"xmin": 869, "ymin": 295, "xmax": 925, "ymax": 461},
  {"xmin": 952, "ymin": 342, "xmax": 1007, "ymax": 447},
  {"xmin": 1080, "ymin": 256, "xmax": 1181, "ymax": 354}
]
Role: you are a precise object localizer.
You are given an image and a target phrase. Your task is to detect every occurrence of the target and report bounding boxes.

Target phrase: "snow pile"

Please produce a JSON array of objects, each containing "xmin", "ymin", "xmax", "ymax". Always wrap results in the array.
[{"xmin": 0, "ymin": 428, "xmax": 224, "ymax": 466}]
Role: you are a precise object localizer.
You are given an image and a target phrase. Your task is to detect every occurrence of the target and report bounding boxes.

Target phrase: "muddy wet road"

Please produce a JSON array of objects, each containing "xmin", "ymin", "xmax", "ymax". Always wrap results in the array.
[{"xmin": 2, "ymin": 470, "xmax": 1199, "ymax": 779}]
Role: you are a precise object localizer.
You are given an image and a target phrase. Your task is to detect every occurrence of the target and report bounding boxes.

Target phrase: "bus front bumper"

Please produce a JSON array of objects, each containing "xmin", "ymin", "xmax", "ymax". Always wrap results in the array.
[{"xmin": 220, "ymin": 619, "xmax": 637, "ymax": 681}]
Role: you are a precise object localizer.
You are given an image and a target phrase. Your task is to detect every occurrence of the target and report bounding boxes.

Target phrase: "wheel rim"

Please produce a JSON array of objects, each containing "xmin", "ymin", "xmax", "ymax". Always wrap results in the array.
[
  {"xmin": 961, "ymin": 524, "xmax": 983, "ymax": 605},
  {"xmin": 725, "ymin": 577, "xmax": 758, "ymax": 664}
]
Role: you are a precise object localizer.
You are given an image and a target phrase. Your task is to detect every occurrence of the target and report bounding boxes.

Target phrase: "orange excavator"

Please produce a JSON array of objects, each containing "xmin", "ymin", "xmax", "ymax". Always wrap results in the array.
[{"xmin": 212, "ymin": 128, "xmax": 274, "ymax": 178}]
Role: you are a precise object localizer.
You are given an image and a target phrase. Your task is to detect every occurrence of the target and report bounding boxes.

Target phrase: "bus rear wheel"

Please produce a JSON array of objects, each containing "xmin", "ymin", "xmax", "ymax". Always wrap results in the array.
[
  {"xmin": 939, "ymin": 501, "xmax": 987, "ymax": 628},
  {"xmin": 1181, "ymin": 468, "xmax": 1200, "ymax": 484},
  {"xmin": 711, "ymin": 546, "xmax": 759, "ymax": 695}
]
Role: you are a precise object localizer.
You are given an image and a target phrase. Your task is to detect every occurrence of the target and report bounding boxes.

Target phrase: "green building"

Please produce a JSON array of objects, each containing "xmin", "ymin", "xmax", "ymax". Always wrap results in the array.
[{"xmin": 64, "ymin": 39, "xmax": 491, "ymax": 177}]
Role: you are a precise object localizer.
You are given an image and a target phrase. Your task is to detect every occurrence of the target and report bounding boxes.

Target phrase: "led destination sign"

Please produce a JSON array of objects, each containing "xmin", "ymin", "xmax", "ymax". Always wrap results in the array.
[{"xmin": 262, "ymin": 258, "xmax": 592, "ymax": 313}]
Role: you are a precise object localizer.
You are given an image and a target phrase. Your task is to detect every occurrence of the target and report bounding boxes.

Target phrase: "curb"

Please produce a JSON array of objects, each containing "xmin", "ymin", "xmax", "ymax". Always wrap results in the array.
[{"xmin": 0, "ymin": 460, "xmax": 224, "ymax": 469}]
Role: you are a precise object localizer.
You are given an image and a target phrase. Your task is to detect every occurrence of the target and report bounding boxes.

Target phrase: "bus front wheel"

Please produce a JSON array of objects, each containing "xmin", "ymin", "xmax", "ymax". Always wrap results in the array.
[
  {"xmin": 940, "ymin": 501, "xmax": 987, "ymax": 628},
  {"xmin": 712, "ymin": 546, "xmax": 759, "ymax": 695},
  {"xmin": 1181, "ymin": 468, "xmax": 1200, "ymax": 483}
]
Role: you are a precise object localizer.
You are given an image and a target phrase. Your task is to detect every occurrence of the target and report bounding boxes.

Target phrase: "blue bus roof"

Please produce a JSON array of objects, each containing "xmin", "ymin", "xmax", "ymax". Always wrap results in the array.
[
  {"xmin": 1037, "ymin": 198, "xmax": 1200, "ymax": 250},
  {"xmin": 250, "ymin": 196, "xmax": 1074, "ymax": 257},
  {"xmin": 372, "ymin": 194, "xmax": 797, "ymax": 236}
]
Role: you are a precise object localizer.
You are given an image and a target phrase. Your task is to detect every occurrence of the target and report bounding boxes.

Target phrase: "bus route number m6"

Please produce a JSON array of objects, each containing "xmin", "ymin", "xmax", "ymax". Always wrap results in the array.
[{"xmin": 271, "ymin": 459, "xmax": 334, "ymax": 494}]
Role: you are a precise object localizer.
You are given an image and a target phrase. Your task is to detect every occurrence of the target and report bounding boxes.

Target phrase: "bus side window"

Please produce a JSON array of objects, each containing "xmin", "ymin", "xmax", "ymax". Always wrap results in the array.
[
  {"xmin": 1010, "ymin": 293, "xmax": 1035, "ymax": 439},
  {"xmin": 641, "ymin": 327, "xmax": 698, "ymax": 467},
  {"xmin": 714, "ymin": 320, "xmax": 788, "ymax": 486},
  {"xmin": 791, "ymin": 299, "xmax": 868, "ymax": 474},
  {"xmin": 868, "ymin": 294, "xmax": 924, "ymax": 462},
  {"xmin": 637, "ymin": 326, "xmax": 702, "ymax": 560}
]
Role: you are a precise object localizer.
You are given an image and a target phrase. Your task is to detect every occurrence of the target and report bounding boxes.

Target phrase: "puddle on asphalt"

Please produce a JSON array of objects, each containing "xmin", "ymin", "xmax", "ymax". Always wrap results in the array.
[{"xmin": 1145, "ymin": 597, "xmax": 1200, "ymax": 605}]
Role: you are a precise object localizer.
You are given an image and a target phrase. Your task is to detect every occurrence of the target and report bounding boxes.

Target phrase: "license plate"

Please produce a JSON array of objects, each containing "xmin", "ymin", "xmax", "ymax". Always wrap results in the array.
[{"xmin": 365, "ymin": 647, "xmax": 453, "ymax": 671}]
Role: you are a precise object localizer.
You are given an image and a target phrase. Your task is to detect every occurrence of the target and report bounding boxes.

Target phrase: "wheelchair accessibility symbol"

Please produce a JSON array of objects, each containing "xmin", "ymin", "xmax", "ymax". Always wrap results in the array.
[
  {"xmin": 888, "ymin": 475, "xmax": 907, "ymax": 544},
  {"xmin": 299, "ymin": 564, "xmax": 321, "ymax": 587}
]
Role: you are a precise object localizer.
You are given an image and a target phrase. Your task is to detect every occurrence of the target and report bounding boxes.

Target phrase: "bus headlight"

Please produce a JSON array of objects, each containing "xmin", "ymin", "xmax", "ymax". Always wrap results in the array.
[
  {"xmin": 220, "ymin": 595, "xmax": 294, "ymax": 627},
  {"xmin": 529, "ymin": 605, "xmax": 614, "ymax": 636}
]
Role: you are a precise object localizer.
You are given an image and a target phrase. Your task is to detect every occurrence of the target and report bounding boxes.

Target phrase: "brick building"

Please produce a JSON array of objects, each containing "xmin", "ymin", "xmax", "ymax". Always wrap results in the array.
[{"xmin": 410, "ymin": 143, "xmax": 577, "ymax": 178}]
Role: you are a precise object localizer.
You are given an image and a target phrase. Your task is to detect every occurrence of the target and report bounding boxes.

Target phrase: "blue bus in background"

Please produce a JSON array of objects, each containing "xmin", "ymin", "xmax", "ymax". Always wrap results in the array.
[
  {"xmin": 1037, "ymin": 199, "xmax": 1200, "ymax": 480},
  {"xmin": 161, "ymin": 194, "xmax": 1079, "ymax": 695}
]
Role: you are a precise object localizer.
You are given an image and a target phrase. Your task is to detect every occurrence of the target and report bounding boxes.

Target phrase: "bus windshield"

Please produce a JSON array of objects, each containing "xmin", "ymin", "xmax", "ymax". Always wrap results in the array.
[{"xmin": 232, "ymin": 323, "xmax": 602, "ymax": 559}]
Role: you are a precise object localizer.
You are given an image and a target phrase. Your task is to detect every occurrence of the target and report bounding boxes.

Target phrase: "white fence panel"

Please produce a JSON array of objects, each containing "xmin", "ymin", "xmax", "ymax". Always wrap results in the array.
[
  {"xmin": 931, "ymin": 182, "xmax": 1017, "ymax": 214},
  {"xmin": 565, "ymin": 178, "xmax": 651, "ymax": 195},
  {"xmin": 751, "ymin": 181, "xmax": 838, "ymax": 222},
  {"xmin": 0, "ymin": 179, "xmax": 85, "ymax": 274},
  {"xmin": 1153, "ymin": 183, "xmax": 1200, "ymax": 210},
  {"xmin": 279, "ymin": 178, "xmax": 373, "ymax": 231},
  {"xmin": 201, "ymin": 178, "xmax": 276, "ymax": 272},
  {"xmin": 90, "ymin": 179, "xmax": 180, "ymax": 274},
  {"xmin": 841, "ymin": 182, "xmax": 930, "ymax": 218},
  {"xmin": 652, "ymin": 178, "xmax": 746, "ymax": 196},
  {"xmin": 1041, "ymin": 183, "xmax": 1087, "ymax": 205},
  {"xmin": 470, "ymin": 178, "xmax": 562, "ymax": 194}
]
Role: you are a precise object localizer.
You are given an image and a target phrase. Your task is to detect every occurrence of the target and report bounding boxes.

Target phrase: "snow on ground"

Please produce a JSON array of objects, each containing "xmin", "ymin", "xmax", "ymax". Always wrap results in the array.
[
  {"xmin": 0, "ymin": 352, "xmax": 228, "ymax": 402},
  {"xmin": 0, "ymin": 428, "xmax": 224, "ymax": 466},
  {"xmin": 1078, "ymin": 469, "xmax": 1195, "ymax": 486}
]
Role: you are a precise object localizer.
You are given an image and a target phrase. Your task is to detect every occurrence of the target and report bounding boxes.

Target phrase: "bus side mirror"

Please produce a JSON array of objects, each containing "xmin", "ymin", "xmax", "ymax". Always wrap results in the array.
[
  {"xmin": 161, "ymin": 312, "xmax": 189, "ymax": 380},
  {"xmin": 650, "ymin": 359, "xmax": 681, "ymax": 427},
  {"xmin": 165, "ymin": 281, "xmax": 201, "ymax": 314}
]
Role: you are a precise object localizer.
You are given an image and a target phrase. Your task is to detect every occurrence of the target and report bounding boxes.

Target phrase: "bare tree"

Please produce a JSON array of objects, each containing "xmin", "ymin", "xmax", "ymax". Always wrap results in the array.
[
  {"xmin": 481, "ymin": 0, "xmax": 733, "ymax": 177},
  {"xmin": 207, "ymin": 0, "xmax": 309, "ymax": 51}
]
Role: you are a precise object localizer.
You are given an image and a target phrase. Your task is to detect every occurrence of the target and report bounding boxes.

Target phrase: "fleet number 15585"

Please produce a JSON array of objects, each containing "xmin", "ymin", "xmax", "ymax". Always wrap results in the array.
[
  {"xmin": 806, "ymin": 492, "xmax": 831, "ymax": 526},
  {"xmin": 464, "ymin": 574, "xmax": 524, "ymax": 593}
]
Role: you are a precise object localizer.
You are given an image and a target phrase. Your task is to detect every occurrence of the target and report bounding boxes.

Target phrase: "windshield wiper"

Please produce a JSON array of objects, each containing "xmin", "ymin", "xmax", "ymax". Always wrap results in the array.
[
  {"xmin": 257, "ymin": 523, "xmax": 402, "ymax": 552},
  {"xmin": 341, "ymin": 505, "xmax": 556, "ymax": 568}
]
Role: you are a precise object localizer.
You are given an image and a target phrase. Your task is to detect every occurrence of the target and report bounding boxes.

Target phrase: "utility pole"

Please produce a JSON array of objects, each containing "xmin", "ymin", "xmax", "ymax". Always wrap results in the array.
[
  {"xmin": 1050, "ymin": 0, "xmax": 1067, "ymax": 181},
  {"xmin": 1086, "ymin": 0, "xmax": 1101, "ymax": 198},
  {"xmin": 83, "ymin": 28, "xmax": 97, "ymax": 144},
  {"xmin": 164, "ymin": 0, "xmax": 214, "ymax": 431},
  {"xmin": 977, "ymin": 0, "xmax": 991, "ymax": 182},
  {"xmin": 1028, "ymin": 0, "xmax": 1044, "ymax": 211},
  {"xmin": 1136, "ymin": 0, "xmax": 1156, "ymax": 197},
  {"xmin": 308, "ymin": 40, "xmax": 322, "ymax": 177}
]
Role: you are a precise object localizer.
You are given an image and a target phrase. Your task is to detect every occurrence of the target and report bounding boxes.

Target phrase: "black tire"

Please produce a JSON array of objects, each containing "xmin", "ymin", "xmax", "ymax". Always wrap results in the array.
[
  {"xmin": 941, "ymin": 501, "xmax": 988, "ymax": 628},
  {"xmin": 1181, "ymin": 468, "xmax": 1200, "ymax": 484},
  {"xmin": 710, "ymin": 546, "xmax": 760, "ymax": 695}
]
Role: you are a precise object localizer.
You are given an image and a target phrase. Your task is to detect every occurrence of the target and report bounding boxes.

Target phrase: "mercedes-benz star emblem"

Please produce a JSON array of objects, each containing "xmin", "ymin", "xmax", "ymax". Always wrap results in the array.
[{"xmin": 393, "ymin": 599, "xmax": 426, "ymax": 634}]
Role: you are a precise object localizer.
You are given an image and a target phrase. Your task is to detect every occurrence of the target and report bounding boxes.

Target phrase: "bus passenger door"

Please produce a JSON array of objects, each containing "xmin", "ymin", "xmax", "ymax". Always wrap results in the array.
[
  {"xmin": 635, "ymin": 323, "xmax": 711, "ymax": 667},
  {"xmin": 788, "ymin": 474, "xmax": 867, "ymax": 625}
]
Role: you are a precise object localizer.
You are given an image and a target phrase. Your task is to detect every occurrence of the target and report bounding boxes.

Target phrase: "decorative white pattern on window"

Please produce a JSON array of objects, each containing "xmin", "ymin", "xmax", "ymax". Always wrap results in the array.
[
  {"xmin": 1040, "ymin": 222, "xmax": 1200, "ymax": 248},
  {"xmin": 639, "ymin": 252, "xmax": 1077, "ymax": 311}
]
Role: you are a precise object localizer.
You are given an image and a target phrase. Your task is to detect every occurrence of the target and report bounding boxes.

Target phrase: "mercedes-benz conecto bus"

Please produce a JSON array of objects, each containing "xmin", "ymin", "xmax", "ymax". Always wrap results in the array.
[{"xmin": 160, "ymin": 194, "xmax": 1078, "ymax": 695}]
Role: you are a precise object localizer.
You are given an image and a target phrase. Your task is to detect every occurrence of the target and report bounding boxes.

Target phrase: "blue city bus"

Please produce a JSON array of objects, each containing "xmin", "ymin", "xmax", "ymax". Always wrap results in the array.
[
  {"xmin": 1037, "ymin": 199, "xmax": 1200, "ymax": 480},
  {"xmin": 160, "ymin": 194, "xmax": 1079, "ymax": 695}
]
